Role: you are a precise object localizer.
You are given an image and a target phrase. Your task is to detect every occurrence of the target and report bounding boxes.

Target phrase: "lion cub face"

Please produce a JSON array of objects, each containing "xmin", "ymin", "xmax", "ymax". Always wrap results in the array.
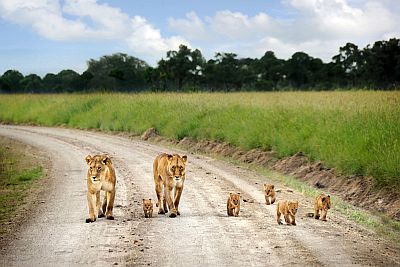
[
  {"xmin": 143, "ymin": 198, "xmax": 153, "ymax": 218},
  {"xmin": 287, "ymin": 201, "xmax": 299, "ymax": 216},
  {"xmin": 167, "ymin": 154, "xmax": 187, "ymax": 181},
  {"xmin": 85, "ymin": 155, "xmax": 111, "ymax": 182},
  {"xmin": 264, "ymin": 184, "xmax": 275, "ymax": 196},
  {"xmin": 320, "ymin": 195, "xmax": 331, "ymax": 210},
  {"xmin": 229, "ymin": 193, "xmax": 241, "ymax": 206}
]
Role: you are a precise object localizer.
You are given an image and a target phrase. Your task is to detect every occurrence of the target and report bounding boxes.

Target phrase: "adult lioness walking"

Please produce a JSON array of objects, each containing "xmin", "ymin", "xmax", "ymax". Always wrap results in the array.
[
  {"xmin": 85, "ymin": 154, "xmax": 116, "ymax": 223},
  {"xmin": 153, "ymin": 153, "xmax": 187, "ymax": 218}
]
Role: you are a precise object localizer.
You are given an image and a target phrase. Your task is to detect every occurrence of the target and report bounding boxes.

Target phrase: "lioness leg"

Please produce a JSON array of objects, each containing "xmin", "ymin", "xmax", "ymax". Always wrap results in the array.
[
  {"xmin": 100, "ymin": 193, "xmax": 107, "ymax": 218},
  {"xmin": 165, "ymin": 184, "xmax": 177, "ymax": 218},
  {"xmin": 86, "ymin": 192, "xmax": 97, "ymax": 223},
  {"xmin": 174, "ymin": 186, "xmax": 184, "ymax": 215},
  {"xmin": 265, "ymin": 196, "xmax": 270, "ymax": 205},
  {"xmin": 105, "ymin": 190, "xmax": 115, "ymax": 220},
  {"xmin": 97, "ymin": 191, "xmax": 105, "ymax": 218},
  {"xmin": 155, "ymin": 181, "xmax": 165, "ymax": 214}
]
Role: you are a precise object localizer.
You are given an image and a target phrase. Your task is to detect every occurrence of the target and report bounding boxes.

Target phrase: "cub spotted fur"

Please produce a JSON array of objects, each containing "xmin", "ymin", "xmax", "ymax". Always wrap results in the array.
[
  {"xmin": 85, "ymin": 154, "xmax": 116, "ymax": 223},
  {"xmin": 227, "ymin": 192, "xmax": 241, "ymax": 217},
  {"xmin": 314, "ymin": 194, "xmax": 331, "ymax": 221},
  {"xmin": 143, "ymin": 198, "xmax": 153, "ymax": 218},
  {"xmin": 263, "ymin": 184, "xmax": 276, "ymax": 205},
  {"xmin": 276, "ymin": 200, "xmax": 299, "ymax": 225},
  {"xmin": 153, "ymin": 153, "xmax": 187, "ymax": 218}
]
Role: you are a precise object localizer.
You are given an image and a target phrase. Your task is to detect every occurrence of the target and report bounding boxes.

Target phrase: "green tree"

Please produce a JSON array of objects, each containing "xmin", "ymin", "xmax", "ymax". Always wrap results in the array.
[
  {"xmin": 0, "ymin": 70, "xmax": 24, "ymax": 92},
  {"xmin": 162, "ymin": 45, "xmax": 205, "ymax": 90},
  {"xmin": 332, "ymin": 42, "xmax": 362, "ymax": 87},
  {"xmin": 86, "ymin": 53, "xmax": 149, "ymax": 91},
  {"xmin": 20, "ymin": 74, "xmax": 43, "ymax": 93}
]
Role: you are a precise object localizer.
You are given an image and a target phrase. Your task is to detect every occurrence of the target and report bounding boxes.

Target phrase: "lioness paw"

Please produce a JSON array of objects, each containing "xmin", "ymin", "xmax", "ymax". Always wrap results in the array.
[
  {"xmin": 106, "ymin": 215, "xmax": 114, "ymax": 220},
  {"xmin": 86, "ymin": 218, "xmax": 96, "ymax": 223}
]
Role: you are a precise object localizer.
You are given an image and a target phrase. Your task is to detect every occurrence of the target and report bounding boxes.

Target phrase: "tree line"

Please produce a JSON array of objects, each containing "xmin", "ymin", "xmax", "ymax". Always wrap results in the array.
[{"xmin": 1, "ymin": 38, "xmax": 399, "ymax": 93}]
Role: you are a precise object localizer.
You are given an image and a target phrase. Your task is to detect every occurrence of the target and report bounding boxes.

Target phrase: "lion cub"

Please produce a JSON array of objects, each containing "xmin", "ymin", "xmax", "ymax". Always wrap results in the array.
[
  {"xmin": 314, "ymin": 194, "xmax": 331, "ymax": 221},
  {"xmin": 227, "ymin": 192, "xmax": 241, "ymax": 217},
  {"xmin": 143, "ymin": 198, "xmax": 153, "ymax": 218},
  {"xmin": 276, "ymin": 200, "xmax": 299, "ymax": 225},
  {"xmin": 263, "ymin": 184, "xmax": 276, "ymax": 205}
]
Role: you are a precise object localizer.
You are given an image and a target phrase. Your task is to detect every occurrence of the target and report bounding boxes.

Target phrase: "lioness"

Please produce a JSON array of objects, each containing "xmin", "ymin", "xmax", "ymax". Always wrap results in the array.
[
  {"xmin": 276, "ymin": 200, "xmax": 299, "ymax": 225},
  {"xmin": 153, "ymin": 153, "xmax": 187, "ymax": 218},
  {"xmin": 85, "ymin": 154, "xmax": 116, "ymax": 223},
  {"xmin": 143, "ymin": 198, "xmax": 153, "ymax": 218},
  {"xmin": 263, "ymin": 184, "xmax": 276, "ymax": 205},
  {"xmin": 314, "ymin": 194, "xmax": 331, "ymax": 221},
  {"xmin": 227, "ymin": 192, "xmax": 241, "ymax": 217}
]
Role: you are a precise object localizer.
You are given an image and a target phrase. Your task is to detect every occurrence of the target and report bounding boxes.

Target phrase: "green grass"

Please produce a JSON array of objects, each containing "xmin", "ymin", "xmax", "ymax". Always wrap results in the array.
[
  {"xmin": 0, "ymin": 145, "xmax": 43, "ymax": 224},
  {"xmin": 0, "ymin": 91, "xmax": 399, "ymax": 188}
]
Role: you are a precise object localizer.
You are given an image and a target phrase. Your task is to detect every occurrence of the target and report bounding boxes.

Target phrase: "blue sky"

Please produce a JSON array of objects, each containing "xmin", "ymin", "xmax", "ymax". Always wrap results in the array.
[{"xmin": 0, "ymin": 0, "xmax": 399, "ymax": 76}]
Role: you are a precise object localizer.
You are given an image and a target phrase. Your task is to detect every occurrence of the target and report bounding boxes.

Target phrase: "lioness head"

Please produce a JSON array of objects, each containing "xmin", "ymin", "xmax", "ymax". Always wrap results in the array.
[
  {"xmin": 321, "ymin": 195, "xmax": 331, "ymax": 210},
  {"xmin": 85, "ymin": 154, "xmax": 111, "ymax": 182},
  {"xmin": 229, "ymin": 192, "xmax": 241, "ymax": 206},
  {"xmin": 143, "ymin": 198, "xmax": 153, "ymax": 211},
  {"xmin": 167, "ymin": 154, "xmax": 187, "ymax": 181},
  {"xmin": 264, "ymin": 184, "xmax": 275, "ymax": 196},
  {"xmin": 287, "ymin": 201, "xmax": 299, "ymax": 216}
]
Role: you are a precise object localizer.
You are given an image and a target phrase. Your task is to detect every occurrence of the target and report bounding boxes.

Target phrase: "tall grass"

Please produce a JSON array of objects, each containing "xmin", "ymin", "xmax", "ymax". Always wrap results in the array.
[{"xmin": 0, "ymin": 91, "xmax": 399, "ymax": 188}]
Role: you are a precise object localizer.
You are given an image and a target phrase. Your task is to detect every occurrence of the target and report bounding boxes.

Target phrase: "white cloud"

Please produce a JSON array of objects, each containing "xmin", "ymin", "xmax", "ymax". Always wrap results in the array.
[
  {"xmin": 0, "ymin": 0, "xmax": 189, "ymax": 64},
  {"xmin": 168, "ymin": 0, "xmax": 400, "ymax": 61},
  {"xmin": 127, "ymin": 16, "xmax": 189, "ymax": 57}
]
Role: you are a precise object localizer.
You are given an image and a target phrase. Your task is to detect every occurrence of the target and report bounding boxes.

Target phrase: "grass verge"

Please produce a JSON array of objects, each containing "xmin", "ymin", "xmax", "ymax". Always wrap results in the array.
[
  {"xmin": 0, "ymin": 138, "xmax": 43, "ymax": 235},
  {"xmin": 0, "ymin": 91, "xmax": 398, "ymax": 189}
]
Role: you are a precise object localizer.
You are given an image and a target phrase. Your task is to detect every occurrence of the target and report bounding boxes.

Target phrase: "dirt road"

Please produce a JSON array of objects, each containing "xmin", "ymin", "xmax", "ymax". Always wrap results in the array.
[{"xmin": 0, "ymin": 125, "xmax": 398, "ymax": 266}]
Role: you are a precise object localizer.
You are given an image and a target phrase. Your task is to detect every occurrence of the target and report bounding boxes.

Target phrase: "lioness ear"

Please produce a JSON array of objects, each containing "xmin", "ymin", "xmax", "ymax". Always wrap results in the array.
[
  {"xmin": 182, "ymin": 155, "xmax": 187, "ymax": 163},
  {"xmin": 142, "ymin": 198, "xmax": 145, "ymax": 202},
  {"xmin": 149, "ymin": 198, "xmax": 152, "ymax": 201},
  {"xmin": 327, "ymin": 195, "xmax": 330, "ymax": 198},
  {"xmin": 230, "ymin": 192, "xmax": 232, "ymax": 196},
  {"xmin": 102, "ymin": 155, "xmax": 111, "ymax": 165},
  {"xmin": 321, "ymin": 196, "xmax": 326, "ymax": 202},
  {"xmin": 237, "ymin": 192, "xmax": 241, "ymax": 195},
  {"xmin": 167, "ymin": 154, "xmax": 173, "ymax": 161},
  {"xmin": 85, "ymin": 155, "xmax": 92, "ymax": 165},
  {"xmin": 271, "ymin": 185, "xmax": 275, "ymax": 189}
]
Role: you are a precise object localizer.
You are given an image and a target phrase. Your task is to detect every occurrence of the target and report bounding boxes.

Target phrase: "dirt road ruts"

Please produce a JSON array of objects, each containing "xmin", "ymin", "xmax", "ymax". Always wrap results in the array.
[{"xmin": 0, "ymin": 125, "xmax": 398, "ymax": 266}]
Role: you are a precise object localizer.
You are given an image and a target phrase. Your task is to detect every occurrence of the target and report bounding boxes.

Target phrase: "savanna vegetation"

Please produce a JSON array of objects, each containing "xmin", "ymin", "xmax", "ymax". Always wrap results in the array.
[
  {"xmin": 1, "ymin": 38, "xmax": 399, "ymax": 92},
  {"xmin": 0, "ymin": 91, "xmax": 398, "ymax": 189}
]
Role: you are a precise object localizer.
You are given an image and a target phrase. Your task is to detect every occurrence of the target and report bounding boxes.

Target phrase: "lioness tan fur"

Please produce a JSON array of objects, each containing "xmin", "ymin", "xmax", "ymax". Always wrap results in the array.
[
  {"xmin": 314, "ymin": 194, "xmax": 331, "ymax": 221},
  {"xmin": 263, "ymin": 184, "xmax": 276, "ymax": 205},
  {"xmin": 85, "ymin": 154, "xmax": 116, "ymax": 223},
  {"xmin": 143, "ymin": 198, "xmax": 153, "ymax": 218},
  {"xmin": 227, "ymin": 192, "xmax": 241, "ymax": 217},
  {"xmin": 153, "ymin": 153, "xmax": 187, "ymax": 218},
  {"xmin": 276, "ymin": 200, "xmax": 299, "ymax": 225}
]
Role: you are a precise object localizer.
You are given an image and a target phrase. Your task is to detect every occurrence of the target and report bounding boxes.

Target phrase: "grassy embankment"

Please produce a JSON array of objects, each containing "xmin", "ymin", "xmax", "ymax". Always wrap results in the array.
[
  {"xmin": 0, "ymin": 138, "xmax": 43, "ymax": 234},
  {"xmin": 0, "ymin": 91, "xmax": 398, "ymax": 188}
]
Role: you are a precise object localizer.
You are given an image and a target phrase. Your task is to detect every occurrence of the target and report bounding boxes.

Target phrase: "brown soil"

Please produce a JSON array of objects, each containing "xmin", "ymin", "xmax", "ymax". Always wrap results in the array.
[{"xmin": 142, "ymin": 130, "xmax": 400, "ymax": 221}]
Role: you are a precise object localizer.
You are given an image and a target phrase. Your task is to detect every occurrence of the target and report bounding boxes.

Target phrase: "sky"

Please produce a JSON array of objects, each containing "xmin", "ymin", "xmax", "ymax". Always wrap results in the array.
[{"xmin": 0, "ymin": 0, "xmax": 399, "ymax": 76}]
